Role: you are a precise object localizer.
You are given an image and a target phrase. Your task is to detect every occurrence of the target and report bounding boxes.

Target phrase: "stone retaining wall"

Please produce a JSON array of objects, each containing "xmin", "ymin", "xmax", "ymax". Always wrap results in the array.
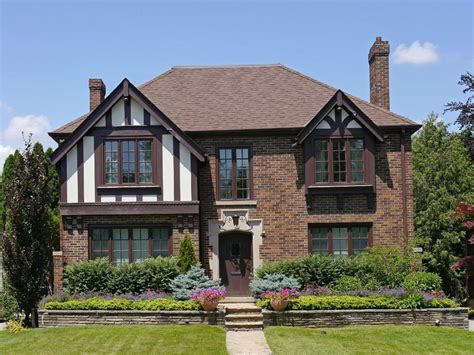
[
  {"xmin": 38, "ymin": 310, "xmax": 225, "ymax": 328},
  {"xmin": 263, "ymin": 308, "xmax": 469, "ymax": 329}
]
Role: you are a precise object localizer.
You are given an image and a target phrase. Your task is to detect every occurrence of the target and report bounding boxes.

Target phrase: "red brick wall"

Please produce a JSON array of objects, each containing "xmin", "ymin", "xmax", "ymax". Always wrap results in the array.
[
  {"xmin": 195, "ymin": 131, "xmax": 414, "ymax": 271},
  {"xmin": 54, "ymin": 214, "xmax": 199, "ymax": 291}
]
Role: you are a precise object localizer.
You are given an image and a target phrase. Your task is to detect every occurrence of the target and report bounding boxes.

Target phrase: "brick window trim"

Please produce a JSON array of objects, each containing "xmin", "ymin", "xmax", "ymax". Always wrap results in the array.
[
  {"xmin": 88, "ymin": 224, "xmax": 173, "ymax": 263},
  {"xmin": 215, "ymin": 145, "xmax": 254, "ymax": 201},
  {"xmin": 307, "ymin": 223, "xmax": 373, "ymax": 256}
]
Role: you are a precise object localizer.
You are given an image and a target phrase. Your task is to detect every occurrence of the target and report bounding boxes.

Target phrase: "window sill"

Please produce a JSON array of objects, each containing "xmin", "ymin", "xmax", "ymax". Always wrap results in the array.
[
  {"xmin": 308, "ymin": 184, "xmax": 374, "ymax": 194},
  {"xmin": 215, "ymin": 200, "xmax": 257, "ymax": 206},
  {"xmin": 97, "ymin": 185, "xmax": 161, "ymax": 195}
]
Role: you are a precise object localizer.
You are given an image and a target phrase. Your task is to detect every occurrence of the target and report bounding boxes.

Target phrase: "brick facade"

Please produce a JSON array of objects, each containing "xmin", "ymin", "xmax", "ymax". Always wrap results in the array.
[
  {"xmin": 54, "ymin": 214, "xmax": 199, "ymax": 291},
  {"xmin": 194, "ymin": 131, "xmax": 414, "ymax": 274}
]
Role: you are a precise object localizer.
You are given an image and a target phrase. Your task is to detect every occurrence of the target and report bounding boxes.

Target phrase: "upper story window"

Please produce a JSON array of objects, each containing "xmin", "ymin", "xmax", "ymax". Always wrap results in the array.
[
  {"xmin": 314, "ymin": 138, "xmax": 364, "ymax": 184},
  {"xmin": 218, "ymin": 147, "xmax": 251, "ymax": 200},
  {"xmin": 104, "ymin": 139, "xmax": 153, "ymax": 184}
]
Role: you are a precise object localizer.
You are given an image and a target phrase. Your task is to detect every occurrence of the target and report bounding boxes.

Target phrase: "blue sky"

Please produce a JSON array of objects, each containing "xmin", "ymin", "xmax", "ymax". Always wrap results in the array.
[{"xmin": 0, "ymin": 0, "xmax": 472, "ymax": 166}]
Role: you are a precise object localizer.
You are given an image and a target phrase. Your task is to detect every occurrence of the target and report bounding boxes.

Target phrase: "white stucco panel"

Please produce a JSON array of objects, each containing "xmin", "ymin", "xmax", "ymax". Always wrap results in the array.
[
  {"xmin": 66, "ymin": 145, "xmax": 78, "ymax": 203},
  {"xmin": 111, "ymin": 100, "xmax": 125, "ymax": 126},
  {"xmin": 83, "ymin": 136, "xmax": 95, "ymax": 202},
  {"xmin": 162, "ymin": 134, "xmax": 174, "ymax": 201},
  {"xmin": 130, "ymin": 98, "xmax": 144, "ymax": 125},
  {"xmin": 179, "ymin": 143, "xmax": 192, "ymax": 201}
]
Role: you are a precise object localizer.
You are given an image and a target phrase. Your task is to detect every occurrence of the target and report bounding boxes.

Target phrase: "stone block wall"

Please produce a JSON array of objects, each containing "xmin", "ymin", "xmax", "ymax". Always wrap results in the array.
[{"xmin": 263, "ymin": 308, "xmax": 469, "ymax": 329}]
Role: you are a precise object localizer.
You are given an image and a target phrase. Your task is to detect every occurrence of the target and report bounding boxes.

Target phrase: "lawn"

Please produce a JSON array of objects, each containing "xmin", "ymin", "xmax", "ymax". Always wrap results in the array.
[
  {"xmin": 0, "ymin": 325, "xmax": 227, "ymax": 355},
  {"xmin": 265, "ymin": 325, "xmax": 474, "ymax": 355}
]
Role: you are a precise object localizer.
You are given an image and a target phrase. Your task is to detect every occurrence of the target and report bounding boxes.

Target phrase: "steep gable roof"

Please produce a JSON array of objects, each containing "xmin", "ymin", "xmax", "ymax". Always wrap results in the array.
[
  {"xmin": 50, "ymin": 79, "xmax": 206, "ymax": 165},
  {"xmin": 51, "ymin": 64, "xmax": 420, "ymax": 137}
]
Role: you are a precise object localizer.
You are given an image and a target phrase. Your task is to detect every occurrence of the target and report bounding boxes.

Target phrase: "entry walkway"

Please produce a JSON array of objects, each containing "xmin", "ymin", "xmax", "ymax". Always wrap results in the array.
[{"xmin": 221, "ymin": 297, "xmax": 273, "ymax": 355}]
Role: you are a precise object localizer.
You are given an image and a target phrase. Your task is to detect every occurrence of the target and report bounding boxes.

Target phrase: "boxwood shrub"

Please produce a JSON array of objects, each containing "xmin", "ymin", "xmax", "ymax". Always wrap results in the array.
[
  {"xmin": 256, "ymin": 295, "xmax": 459, "ymax": 310},
  {"xmin": 63, "ymin": 257, "xmax": 181, "ymax": 294},
  {"xmin": 44, "ymin": 297, "xmax": 201, "ymax": 311}
]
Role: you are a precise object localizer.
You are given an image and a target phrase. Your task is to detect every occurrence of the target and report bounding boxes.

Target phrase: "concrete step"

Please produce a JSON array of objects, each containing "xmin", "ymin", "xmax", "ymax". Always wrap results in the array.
[
  {"xmin": 220, "ymin": 296, "xmax": 255, "ymax": 304},
  {"xmin": 225, "ymin": 321, "xmax": 264, "ymax": 330},
  {"xmin": 225, "ymin": 305, "xmax": 262, "ymax": 314},
  {"xmin": 225, "ymin": 313, "xmax": 264, "ymax": 322}
]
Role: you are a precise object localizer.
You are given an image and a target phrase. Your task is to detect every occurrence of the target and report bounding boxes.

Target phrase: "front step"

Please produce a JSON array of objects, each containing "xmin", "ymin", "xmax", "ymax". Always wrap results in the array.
[
  {"xmin": 223, "ymin": 298, "xmax": 264, "ymax": 331},
  {"xmin": 225, "ymin": 321, "xmax": 264, "ymax": 330}
]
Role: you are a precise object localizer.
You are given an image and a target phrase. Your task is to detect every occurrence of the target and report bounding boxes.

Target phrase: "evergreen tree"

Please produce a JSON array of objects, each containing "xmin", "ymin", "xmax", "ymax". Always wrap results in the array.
[
  {"xmin": 413, "ymin": 113, "xmax": 474, "ymax": 298},
  {"xmin": 177, "ymin": 234, "xmax": 197, "ymax": 272},
  {"xmin": 3, "ymin": 139, "xmax": 54, "ymax": 325},
  {"xmin": 0, "ymin": 150, "xmax": 21, "ymax": 232}
]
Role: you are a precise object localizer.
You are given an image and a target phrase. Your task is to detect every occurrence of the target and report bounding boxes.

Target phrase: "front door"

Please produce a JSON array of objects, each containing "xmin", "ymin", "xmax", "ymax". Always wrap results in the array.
[{"xmin": 219, "ymin": 233, "xmax": 252, "ymax": 295}]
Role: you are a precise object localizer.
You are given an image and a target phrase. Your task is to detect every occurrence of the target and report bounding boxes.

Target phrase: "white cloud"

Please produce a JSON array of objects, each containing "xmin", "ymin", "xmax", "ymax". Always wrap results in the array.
[
  {"xmin": 3, "ymin": 114, "xmax": 53, "ymax": 147},
  {"xmin": 394, "ymin": 41, "xmax": 439, "ymax": 64}
]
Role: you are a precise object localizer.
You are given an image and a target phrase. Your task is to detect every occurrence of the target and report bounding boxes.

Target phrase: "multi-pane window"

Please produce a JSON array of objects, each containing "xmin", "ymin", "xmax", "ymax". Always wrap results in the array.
[
  {"xmin": 311, "ymin": 227, "xmax": 329, "ymax": 255},
  {"xmin": 314, "ymin": 138, "xmax": 365, "ymax": 184},
  {"xmin": 152, "ymin": 228, "xmax": 170, "ymax": 258},
  {"xmin": 132, "ymin": 228, "xmax": 149, "ymax": 262},
  {"xmin": 218, "ymin": 147, "xmax": 251, "ymax": 200},
  {"xmin": 352, "ymin": 226, "xmax": 369, "ymax": 255},
  {"xmin": 310, "ymin": 225, "xmax": 370, "ymax": 256},
  {"xmin": 113, "ymin": 228, "xmax": 129, "ymax": 264},
  {"xmin": 219, "ymin": 149, "xmax": 233, "ymax": 200},
  {"xmin": 91, "ymin": 229, "xmax": 109, "ymax": 259},
  {"xmin": 314, "ymin": 140, "xmax": 329, "ymax": 183},
  {"xmin": 350, "ymin": 139, "xmax": 364, "ymax": 182},
  {"xmin": 332, "ymin": 227, "xmax": 348, "ymax": 256},
  {"xmin": 138, "ymin": 140, "xmax": 153, "ymax": 183},
  {"xmin": 105, "ymin": 141, "xmax": 119, "ymax": 184},
  {"xmin": 104, "ymin": 139, "xmax": 153, "ymax": 184},
  {"xmin": 91, "ymin": 227, "xmax": 170, "ymax": 263}
]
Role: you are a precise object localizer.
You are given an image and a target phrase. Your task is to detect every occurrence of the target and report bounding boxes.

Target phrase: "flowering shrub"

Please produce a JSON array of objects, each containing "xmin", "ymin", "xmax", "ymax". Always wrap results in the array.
[
  {"xmin": 260, "ymin": 289, "xmax": 300, "ymax": 301},
  {"xmin": 192, "ymin": 288, "xmax": 225, "ymax": 303},
  {"xmin": 301, "ymin": 285, "xmax": 332, "ymax": 296}
]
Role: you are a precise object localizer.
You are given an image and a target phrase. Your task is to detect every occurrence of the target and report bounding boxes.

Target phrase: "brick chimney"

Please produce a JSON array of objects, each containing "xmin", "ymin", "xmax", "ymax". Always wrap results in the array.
[
  {"xmin": 368, "ymin": 37, "xmax": 390, "ymax": 110},
  {"xmin": 89, "ymin": 79, "xmax": 106, "ymax": 112}
]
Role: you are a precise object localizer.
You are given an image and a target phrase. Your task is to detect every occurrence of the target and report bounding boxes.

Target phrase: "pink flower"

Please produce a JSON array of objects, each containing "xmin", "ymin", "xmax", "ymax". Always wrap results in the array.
[
  {"xmin": 260, "ymin": 289, "xmax": 300, "ymax": 301},
  {"xmin": 192, "ymin": 288, "xmax": 226, "ymax": 302}
]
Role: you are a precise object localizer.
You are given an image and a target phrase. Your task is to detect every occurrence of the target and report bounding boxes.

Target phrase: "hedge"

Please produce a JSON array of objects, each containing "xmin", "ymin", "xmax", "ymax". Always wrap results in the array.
[
  {"xmin": 256, "ymin": 295, "xmax": 459, "ymax": 310},
  {"xmin": 44, "ymin": 297, "xmax": 201, "ymax": 311},
  {"xmin": 256, "ymin": 246, "xmax": 423, "ymax": 289},
  {"xmin": 63, "ymin": 257, "xmax": 181, "ymax": 294}
]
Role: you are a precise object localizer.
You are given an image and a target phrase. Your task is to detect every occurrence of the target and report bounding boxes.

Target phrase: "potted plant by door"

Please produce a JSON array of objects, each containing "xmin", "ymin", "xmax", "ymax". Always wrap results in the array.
[
  {"xmin": 261, "ymin": 289, "xmax": 300, "ymax": 311},
  {"xmin": 192, "ymin": 288, "xmax": 226, "ymax": 311}
]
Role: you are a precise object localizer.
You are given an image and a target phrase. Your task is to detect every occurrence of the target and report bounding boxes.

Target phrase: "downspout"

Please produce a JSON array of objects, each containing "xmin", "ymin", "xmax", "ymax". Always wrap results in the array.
[{"xmin": 400, "ymin": 129, "xmax": 408, "ymax": 240}]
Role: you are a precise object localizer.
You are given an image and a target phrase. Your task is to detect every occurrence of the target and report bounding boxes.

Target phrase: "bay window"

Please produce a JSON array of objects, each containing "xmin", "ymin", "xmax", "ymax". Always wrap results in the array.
[
  {"xmin": 90, "ymin": 226, "xmax": 171, "ymax": 263},
  {"xmin": 309, "ymin": 225, "xmax": 371, "ymax": 256}
]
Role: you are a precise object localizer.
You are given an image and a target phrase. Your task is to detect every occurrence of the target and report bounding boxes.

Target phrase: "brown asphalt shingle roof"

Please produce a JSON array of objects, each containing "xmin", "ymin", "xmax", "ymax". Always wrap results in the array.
[{"xmin": 52, "ymin": 64, "xmax": 418, "ymax": 136}]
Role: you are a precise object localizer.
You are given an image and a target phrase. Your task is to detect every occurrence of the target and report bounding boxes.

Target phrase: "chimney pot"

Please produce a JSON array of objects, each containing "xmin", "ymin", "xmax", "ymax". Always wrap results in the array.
[
  {"xmin": 89, "ymin": 79, "xmax": 106, "ymax": 112},
  {"xmin": 368, "ymin": 37, "xmax": 390, "ymax": 110}
]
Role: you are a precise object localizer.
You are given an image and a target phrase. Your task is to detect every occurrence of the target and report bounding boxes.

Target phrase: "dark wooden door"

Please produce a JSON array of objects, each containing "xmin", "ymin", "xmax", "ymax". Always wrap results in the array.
[{"xmin": 219, "ymin": 233, "xmax": 252, "ymax": 295}]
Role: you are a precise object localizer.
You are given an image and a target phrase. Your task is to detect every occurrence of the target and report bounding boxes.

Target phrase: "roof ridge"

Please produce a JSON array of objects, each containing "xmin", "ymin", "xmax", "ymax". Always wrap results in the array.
[
  {"xmin": 171, "ymin": 64, "xmax": 282, "ymax": 69},
  {"xmin": 138, "ymin": 68, "xmax": 176, "ymax": 90},
  {"xmin": 279, "ymin": 64, "xmax": 418, "ymax": 126}
]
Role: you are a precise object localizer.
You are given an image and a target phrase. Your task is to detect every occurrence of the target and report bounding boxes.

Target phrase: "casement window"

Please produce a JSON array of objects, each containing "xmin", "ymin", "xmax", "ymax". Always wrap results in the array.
[
  {"xmin": 104, "ymin": 139, "xmax": 153, "ymax": 184},
  {"xmin": 314, "ymin": 138, "xmax": 365, "ymax": 184},
  {"xmin": 217, "ymin": 147, "xmax": 251, "ymax": 200},
  {"xmin": 309, "ymin": 225, "xmax": 371, "ymax": 256},
  {"xmin": 90, "ymin": 226, "xmax": 171, "ymax": 263}
]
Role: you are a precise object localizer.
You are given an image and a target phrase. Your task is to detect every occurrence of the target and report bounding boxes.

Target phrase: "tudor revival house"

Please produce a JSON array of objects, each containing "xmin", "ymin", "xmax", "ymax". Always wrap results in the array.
[{"xmin": 50, "ymin": 37, "xmax": 420, "ymax": 294}]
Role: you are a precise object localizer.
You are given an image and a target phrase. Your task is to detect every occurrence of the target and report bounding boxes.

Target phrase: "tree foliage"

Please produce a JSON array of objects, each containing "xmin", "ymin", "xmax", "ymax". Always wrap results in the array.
[
  {"xmin": 177, "ymin": 233, "xmax": 197, "ymax": 272},
  {"xmin": 0, "ymin": 150, "xmax": 21, "ymax": 232},
  {"xmin": 444, "ymin": 72, "xmax": 474, "ymax": 131},
  {"xmin": 2, "ymin": 139, "xmax": 54, "ymax": 325},
  {"xmin": 413, "ymin": 113, "xmax": 474, "ymax": 298}
]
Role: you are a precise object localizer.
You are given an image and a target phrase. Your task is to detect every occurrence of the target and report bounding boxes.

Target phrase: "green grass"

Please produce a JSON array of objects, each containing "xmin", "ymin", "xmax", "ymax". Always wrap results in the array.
[
  {"xmin": 0, "ymin": 325, "xmax": 227, "ymax": 355},
  {"xmin": 265, "ymin": 325, "xmax": 474, "ymax": 355}
]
